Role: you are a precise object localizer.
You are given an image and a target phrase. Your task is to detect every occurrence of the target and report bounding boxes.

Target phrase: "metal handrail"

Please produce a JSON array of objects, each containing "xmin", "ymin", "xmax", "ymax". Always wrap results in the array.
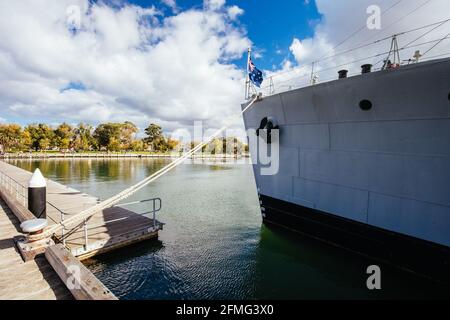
[
  {"xmin": 0, "ymin": 169, "xmax": 70, "ymax": 243},
  {"xmin": 45, "ymin": 200, "xmax": 69, "ymax": 245},
  {"xmin": 115, "ymin": 197, "xmax": 162, "ymax": 229},
  {"xmin": 58, "ymin": 197, "xmax": 163, "ymax": 250},
  {"xmin": 0, "ymin": 170, "xmax": 66, "ymax": 218},
  {"xmin": 1, "ymin": 168, "xmax": 163, "ymax": 251},
  {"xmin": 0, "ymin": 170, "xmax": 27, "ymax": 206}
]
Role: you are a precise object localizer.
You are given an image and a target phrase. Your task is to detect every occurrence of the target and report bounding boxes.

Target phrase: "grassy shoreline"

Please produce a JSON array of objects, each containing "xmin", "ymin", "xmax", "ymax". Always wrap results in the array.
[{"xmin": 0, "ymin": 152, "xmax": 248, "ymax": 159}]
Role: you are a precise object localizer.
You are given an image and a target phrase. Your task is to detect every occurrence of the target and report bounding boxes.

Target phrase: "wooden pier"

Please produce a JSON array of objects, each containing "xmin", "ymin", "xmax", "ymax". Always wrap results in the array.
[
  {"xmin": 0, "ymin": 199, "xmax": 72, "ymax": 300},
  {"xmin": 0, "ymin": 161, "xmax": 163, "ymax": 260},
  {"xmin": 0, "ymin": 160, "xmax": 164, "ymax": 299}
]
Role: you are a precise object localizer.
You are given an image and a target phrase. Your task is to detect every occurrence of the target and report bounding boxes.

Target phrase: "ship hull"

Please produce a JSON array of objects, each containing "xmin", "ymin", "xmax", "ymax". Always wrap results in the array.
[
  {"xmin": 243, "ymin": 58, "xmax": 450, "ymax": 283},
  {"xmin": 261, "ymin": 194, "xmax": 449, "ymax": 283}
]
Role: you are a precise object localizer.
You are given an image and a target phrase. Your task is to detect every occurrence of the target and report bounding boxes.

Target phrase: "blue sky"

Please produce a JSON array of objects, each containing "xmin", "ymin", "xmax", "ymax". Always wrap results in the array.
[
  {"xmin": 1, "ymin": 0, "xmax": 324, "ymax": 129},
  {"xmin": 105, "ymin": 0, "xmax": 322, "ymax": 70},
  {"xmin": 2, "ymin": 0, "xmax": 449, "ymax": 131}
]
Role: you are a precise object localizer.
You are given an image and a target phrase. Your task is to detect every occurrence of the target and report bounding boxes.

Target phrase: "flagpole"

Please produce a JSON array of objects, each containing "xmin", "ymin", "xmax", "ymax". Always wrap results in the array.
[{"xmin": 245, "ymin": 47, "xmax": 251, "ymax": 100}]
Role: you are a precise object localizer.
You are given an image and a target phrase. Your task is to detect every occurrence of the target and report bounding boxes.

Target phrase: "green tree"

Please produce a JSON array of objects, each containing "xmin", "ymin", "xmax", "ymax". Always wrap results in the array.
[
  {"xmin": 0, "ymin": 120, "xmax": 178, "ymax": 153},
  {"xmin": 107, "ymin": 137, "xmax": 121, "ymax": 152},
  {"xmin": 120, "ymin": 121, "xmax": 138, "ymax": 150},
  {"xmin": 144, "ymin": 123, "xmax": 167, "ymax": 152},
  {"xmin": 130, "ymin": 139, "xmax": 145, "ymax": 152},
  {"xmin": 73, "ymin": 123, "xmax": 94, "ymax": 151},
  {"xmin": 201, "ymin": 137, "xmax": 243, "ymax": 155},
  {"xmin": 54, "ymin": 123, "xmax": 74, "ymax": 151},
  {"xmin": 93, "ymin": 122, "xmax": 140, "ymax": 151},
  {"xmin": 39, "ymin": 137, "xmax": 51, "ymax": 151},
  {"xmin": 225, "ymin": 137, "xmax": 243, "ymax": 155},
  {"xmin": 166, "ymin": 138, "xmax": 180, "ymax": 151},
  {"xmin": 190, "ymin": 141, "xmax": 200, "ymax": 151},
  {"xmin": 24, "ymin": 124, "xmax": 54, "ymax": 151},
  {"xmin": 202, "ymin": 138, "xmax": 219, "ymax": 155},
  {"xmin": 93, "ymin": 123, "xmax": 122, "ymax": 150}
]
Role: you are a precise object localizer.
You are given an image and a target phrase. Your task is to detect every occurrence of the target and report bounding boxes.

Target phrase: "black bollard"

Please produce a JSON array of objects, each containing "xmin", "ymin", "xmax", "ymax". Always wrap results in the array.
[{"xmin": 28, "ymin": 169, "xmax": 46, "ymax": 219}]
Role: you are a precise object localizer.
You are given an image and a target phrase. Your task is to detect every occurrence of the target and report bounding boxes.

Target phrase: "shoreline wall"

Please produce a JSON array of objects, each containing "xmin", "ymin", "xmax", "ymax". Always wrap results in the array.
[{"xmin": 0, "ymin": 153, "xmax": 249, "ymax": 160}]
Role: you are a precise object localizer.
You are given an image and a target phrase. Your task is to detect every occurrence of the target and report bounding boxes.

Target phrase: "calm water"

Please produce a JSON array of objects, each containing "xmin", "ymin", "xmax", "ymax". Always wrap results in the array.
[{"xmin": 9, "ymin": 158, "xmax": 450, "ymax": 299}]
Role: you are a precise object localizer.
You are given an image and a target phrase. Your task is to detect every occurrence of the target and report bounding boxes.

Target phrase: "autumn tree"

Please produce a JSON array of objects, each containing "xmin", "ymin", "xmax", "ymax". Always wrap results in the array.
[
  {"xmin": 0, "ymin": 121, "xmax": 175, "ymax": 153},
  {"xmin": 119, "ymin": 121, "xmax": 138, "ymax": 150},
  {"xmin": 130, "ymin": 139, "xmax": 145, "ymax": 151},
  {"xmin": 201, "ymin": 137, "xmax": 244, "ymax": 155},
  {"xmin": 0, "ymin": 124, "xmax": 22, "ymax": 152},
  {"xmin": 20, "ymin": 130, "xmax": 32, "ymax": 151},
  {"xmin": 166, "ymin": 138, "xmax": 180, "ymax": 151},
  {"xmin": 93, "ymin": 122, "xmax": 140, "ymax": 151},
  {"xmin": 54, "ymin": 123, "xmax": 74, "ymax": 150},
  {"xmin": 93, "ymin": 123, "xmax": 122, "ymax": 150},
  {"xmin": 24, "ymin": 124, "xmax": 55, "ymax": 151},
  {"xmin": 73, "ymin": 123, "xmax": 94, "ymax": 151}
]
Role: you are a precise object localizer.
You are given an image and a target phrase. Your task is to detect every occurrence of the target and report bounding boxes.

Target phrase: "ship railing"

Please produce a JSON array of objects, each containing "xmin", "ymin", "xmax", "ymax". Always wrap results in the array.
[
  {"xmin": 258, "ymin": 50, "xmax": 450, "ymax": 98},
  {"xmin": 251, "ymin": 22, "xmax": 450, "ymax": 99}
]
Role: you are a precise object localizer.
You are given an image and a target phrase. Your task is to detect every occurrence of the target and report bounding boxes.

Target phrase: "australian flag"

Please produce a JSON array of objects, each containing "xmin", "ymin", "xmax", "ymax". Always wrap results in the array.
[{"xmin": 248, "ymin": 59, "xmax": 263, "ymax": 88}]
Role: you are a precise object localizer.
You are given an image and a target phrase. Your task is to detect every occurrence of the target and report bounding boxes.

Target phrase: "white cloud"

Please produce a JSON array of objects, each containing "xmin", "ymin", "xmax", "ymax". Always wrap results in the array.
[
  {"xmin": 266, "ymin": 0, "xmax": 450, "ymax": 94},
  {"xmin": 227, "ymin": 5, "xmax": 244, "ymax": 20},
  {"xmin": 161, "ymin": 0, "xmax": 178, "ymax": 13},
  {"xmin": 204, "ymin": 0, "xmax": 226, "ymax": 11},
  {"xmin": 0, "ymin": 0, "xmax": 250, "ymax": 136},
  {"xmin": 289, "ymin": 35, "xmax": 334, "ymax": 64},
  {"xmin": 4, "ymin": 0, "xmax": 449, "ymax": 136}
]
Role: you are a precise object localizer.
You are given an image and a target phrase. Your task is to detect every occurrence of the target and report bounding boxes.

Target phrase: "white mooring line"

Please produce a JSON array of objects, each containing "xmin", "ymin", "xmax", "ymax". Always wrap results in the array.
[{"xmin": 29, "ymin": 95, "xmax": 260, "ymax": 241}]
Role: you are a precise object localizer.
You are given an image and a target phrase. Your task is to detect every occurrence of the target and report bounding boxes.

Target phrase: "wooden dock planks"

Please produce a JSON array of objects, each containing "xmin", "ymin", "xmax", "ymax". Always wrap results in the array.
[
  {"xmin": 45, "ymin": 244, "xmax": 117, "ymax": 300},
  {"xmin": 0, "ymin": 200, "xmax": 73, "ymax": 300},
  {"xmin": 0, "ymin": 160, "xmax": 162, "ymax": 260}
]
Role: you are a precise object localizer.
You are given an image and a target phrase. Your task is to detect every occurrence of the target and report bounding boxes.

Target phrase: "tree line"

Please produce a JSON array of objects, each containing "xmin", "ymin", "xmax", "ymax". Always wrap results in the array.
[
  {"xmin": 0, "ymin": 122, "xmax": 247, "ymax": 154},
  {"xmin": 0, "ymin": 122, "xmax": 177, "ymax": 153}
]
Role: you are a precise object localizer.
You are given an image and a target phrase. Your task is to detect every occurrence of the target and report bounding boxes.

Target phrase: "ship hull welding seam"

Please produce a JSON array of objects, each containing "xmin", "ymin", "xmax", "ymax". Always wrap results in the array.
[{"xmin": 243, "ymin": 58, "xmax": 450, "ymax": 284}]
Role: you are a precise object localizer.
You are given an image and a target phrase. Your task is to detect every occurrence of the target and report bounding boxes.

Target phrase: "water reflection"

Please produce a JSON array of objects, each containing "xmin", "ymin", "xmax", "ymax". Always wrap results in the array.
[
  {"xmin": 8, "ymin": 158, "xmax": 171, "ymax": 186},
  {"xmin": 9, "ymin": 158, "xmax": 450, "ymax": 300},
  {"xmin": 254, "ymin": 225, "xmax": 449, "ymax": 299}
]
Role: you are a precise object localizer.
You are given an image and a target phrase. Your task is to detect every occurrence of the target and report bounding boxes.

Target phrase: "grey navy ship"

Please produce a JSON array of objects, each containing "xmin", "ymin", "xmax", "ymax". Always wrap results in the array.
[{"xmin": 242, "ymin": 46, "xmax": 450, "ymax": 283}]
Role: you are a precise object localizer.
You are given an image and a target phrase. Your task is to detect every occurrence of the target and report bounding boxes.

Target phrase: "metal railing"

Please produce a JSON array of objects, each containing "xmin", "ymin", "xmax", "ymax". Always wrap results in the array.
[
  {"xmin": 0, "ymin": 170, "xmax": 27, "ymax": 206},
  {"xmin": 114, "ymin": 197, "xmax": 162, "ymax": 230},
  {"xmin": 0, "ymin": 168, "xmax": 163, "ymax": 252},
  {"xmin": 45, "ymin": 200, "xmax": 69, "ymax": 245},
  {"xmin": 0, "ymin": 168, "xmax": 68, "ymax": 242},
  {"xmin": 251, "ymin": 28, "xmax": 450, "ymax": 99},
  {"xmin": 57, "ymin": 197, "xmax": 163, "ymax": 251}
]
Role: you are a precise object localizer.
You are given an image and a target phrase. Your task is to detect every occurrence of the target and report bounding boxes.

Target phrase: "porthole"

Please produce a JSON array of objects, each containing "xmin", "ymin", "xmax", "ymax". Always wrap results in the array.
[{"xmin": 359, "ymin": 100, "xmax": 372, "ymax": 111}]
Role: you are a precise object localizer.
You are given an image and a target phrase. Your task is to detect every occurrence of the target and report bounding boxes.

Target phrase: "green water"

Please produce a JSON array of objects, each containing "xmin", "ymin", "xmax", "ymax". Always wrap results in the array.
[{"xmin": 9, "ymin": 158, "xmax": 449, "ymax": 299}]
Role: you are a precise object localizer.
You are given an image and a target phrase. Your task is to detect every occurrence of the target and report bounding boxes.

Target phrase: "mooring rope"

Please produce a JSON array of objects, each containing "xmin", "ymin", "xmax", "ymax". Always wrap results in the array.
[{"xmin": 29, "ymin": 96, "xmax": 260, "ymax": 241}]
